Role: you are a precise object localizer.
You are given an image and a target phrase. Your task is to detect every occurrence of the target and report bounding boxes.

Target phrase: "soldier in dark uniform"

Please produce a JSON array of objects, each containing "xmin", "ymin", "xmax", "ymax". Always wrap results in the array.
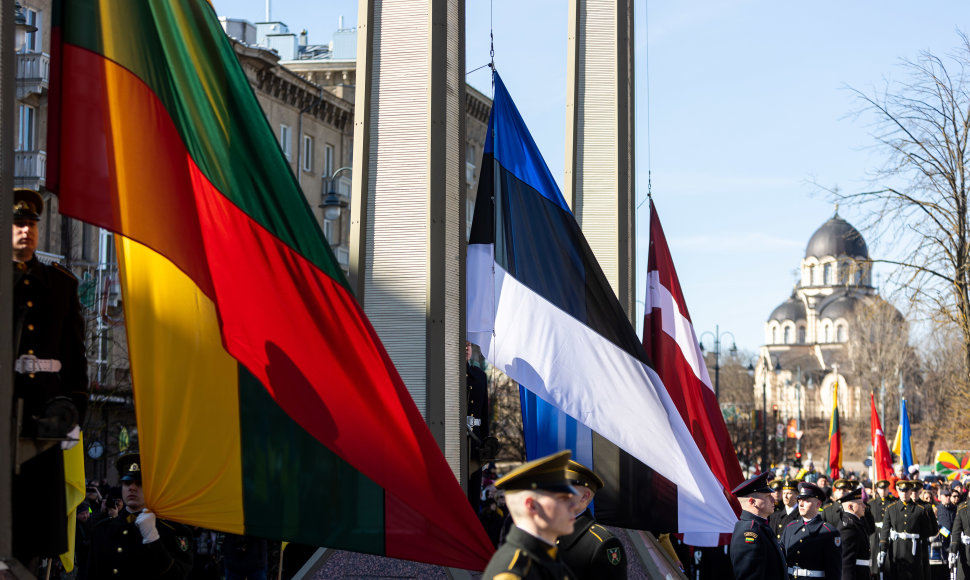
[
  {"xmin": 557, "ymin": 460, "xmax": 626, "ymax": 579},
  {"xmin": 466, "ymin": 341, "xmax": 490, "ymax": 512},
  {"xmin": 878, "ymin": 479, "xmax": 934, "ymax": 580},
  {"xmin": 11, "ymin": 189, "xmax": 89, "ymax": 565},
  {"xmin": 729, "ymin": 471, "xmax": 788, "ymax": 580},
  {"xmin": 482, "ymin": 450, "xmax": 578, "ymax": 580},
  {"xmin": 950, "ymin": 497, "xmax": 970, "ymax": 579},
  {"xmin": 87, "ymin": 454, "xmax": 193, "ymax": 579},
  {"xmin": 768, "ymin": 479, "xmax": 800, "ymax": 542},
  {"xmin": 780, "ymin": 482, "xmax": 842, "ymax": 579},
  {"xmin": 821, "ymin": 479, "xmax": 854, "ymax": 526},
  {"xmin": 870, "ymin": 479, "xmax": 898, "ymax": 577},
  {"xmin": 838, "ymin": 488, "xmax": 871, "ymax": 580},
  {"xmin": 770, "ymin": 478, "xmax": 785, "ymax": 513}
]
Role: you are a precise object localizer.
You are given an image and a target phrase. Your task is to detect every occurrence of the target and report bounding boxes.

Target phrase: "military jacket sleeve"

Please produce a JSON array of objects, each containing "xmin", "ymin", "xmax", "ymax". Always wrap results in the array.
[
  {"xmin": 731, "ymin": 513, "xmax": 786, "ymax": 580},
  {"xmin": 952, "ymin": 503, "xmax": 966, "ymax": 554},
  {"xmin": 88, "ymin": 513, "xmax": 193, "ymax": 579}
]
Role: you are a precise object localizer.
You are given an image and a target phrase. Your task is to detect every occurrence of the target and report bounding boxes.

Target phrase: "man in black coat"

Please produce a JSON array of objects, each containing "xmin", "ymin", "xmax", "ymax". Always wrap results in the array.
[
  {"xmin": 780, "ymin": 481, "xmax": 842, "ymax": 579},
  {"xmin": 838, "ymin": 488, "xmax": 871, "ymax": 580},
  {"xmin": 869, "ymin": 479, "xmax": 898, "ymax": 577},
  {"xmin": 822, "ymin": 479, "xmax": 854, "ymax": 526},
  {"xmin": 729, "ymin": 472, "xmax": 787, "ymax": 580},
  {"xmin": 11, "ymin": 189, "xmax": 89, "ymax": 564},
  {"xmin": 482, "ymin": 451, "xmax": 578, "ymax": 580},
  {"xmin": 949, "ymin": 497, "xmax": 969, "ymax": 580},
  {"xmin": 466, "ymin": 341, "xmax": 490, "ymax": 513},
  {"xmin": 557, "ymin": 460, "xmax": 627, "ymax": 579},
  {"xmin": 767, "ymin": 479, "xmax": 799, "ymax": 542},
  {"xmin": 879, "ymin": 479, "xmax": 934, "ymax": 580},
  {"xmin": 87, "ymin": 454, "xmax": 193, "ymax": 579}
]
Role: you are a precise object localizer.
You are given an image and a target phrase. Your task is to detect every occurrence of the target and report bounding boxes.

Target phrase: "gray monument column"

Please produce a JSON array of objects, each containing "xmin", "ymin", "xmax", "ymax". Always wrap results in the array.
[
  {"xmin": 349, "ymin": 0, "xmax": 467, "ymax": 481},
  {"xmin": 566, "ymin": 0, "xmax": 636, "ymax": 323}
]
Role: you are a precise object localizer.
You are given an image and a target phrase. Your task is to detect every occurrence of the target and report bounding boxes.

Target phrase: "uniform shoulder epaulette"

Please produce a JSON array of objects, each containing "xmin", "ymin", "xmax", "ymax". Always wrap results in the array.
[
  {"xmin": 50, "ymin": 261, "xmax": 78, "ymax": 280},
  {"xmin": 588, "ymin": 523, "xmax": 614, "ymax": 543},
  {"xmin": 499, "ymin": 548, "xmax": 533, "ymax": 579},
  {"xmin": 492, "ymin": 574, "xmax": 522, "ymax": 580},
  {"xmin": 958, "ymin": 503, "xmax": 968, "ymax": 512}
]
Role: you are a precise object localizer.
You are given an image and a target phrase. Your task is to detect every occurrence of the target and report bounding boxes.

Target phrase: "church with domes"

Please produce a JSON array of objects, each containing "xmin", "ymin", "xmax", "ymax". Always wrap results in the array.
[{"xmin": 754, "ymin": 210, "xmax": 904, "ymax": 428}]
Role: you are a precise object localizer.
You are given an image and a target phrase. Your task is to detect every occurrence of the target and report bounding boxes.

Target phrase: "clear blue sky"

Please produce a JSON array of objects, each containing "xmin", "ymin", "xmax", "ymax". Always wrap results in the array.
[{"xmin": 221, "ymin": 0, "xmax": 970, "ymax": 353}]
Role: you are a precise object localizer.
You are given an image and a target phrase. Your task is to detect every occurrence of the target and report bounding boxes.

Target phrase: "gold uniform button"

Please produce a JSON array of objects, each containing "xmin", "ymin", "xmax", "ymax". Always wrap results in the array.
[
  {"xmin": 122, "ymin": 530, "xmax": 128, "ymax": 535},
  {"xmin": 117, "ymin": 547, "xmax": 123, "ymax": 553},
  {"xmin": 28, "ymin": 373, "xmax": 35, "ymax": 379},
  {"xmin": 23, "ymin": 279, "xmax": 29, "ymax": 285},
  {"xmin": 27, "ymin": 349, "xmax": 33, "ymax": 355},
  {"xmin": 27, "ymin": 324, "xmax": 34, "ymax": 331},
  {"xmin": 26, "ymin": 301, "xmax": 32, "ymax": 307}
]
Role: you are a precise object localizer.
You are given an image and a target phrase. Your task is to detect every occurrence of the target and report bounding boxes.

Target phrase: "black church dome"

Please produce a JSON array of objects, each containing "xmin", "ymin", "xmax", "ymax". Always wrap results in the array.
[{"xmin": 805, "ymin": 214, "xmax": 868, "ymax": 259}]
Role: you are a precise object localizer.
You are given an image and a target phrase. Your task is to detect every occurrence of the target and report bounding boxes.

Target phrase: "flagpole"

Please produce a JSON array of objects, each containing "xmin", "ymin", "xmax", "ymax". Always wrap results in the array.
[{"xmin": 1, "ymin": 0, "xmax": 16, "ymax": 566}]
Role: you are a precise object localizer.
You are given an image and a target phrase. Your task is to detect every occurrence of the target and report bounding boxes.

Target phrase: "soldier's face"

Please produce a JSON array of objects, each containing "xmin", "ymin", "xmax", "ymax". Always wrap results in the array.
[
  {"xmin": 749, "ymin": 493, "xmax": 774, "ymax": 518},
  {"xmin": 532, "ymin": 491, "xmax": 577, "ymax": 538},
  {"xmin": 12, "ymin": 220, "xmax": 37, "ymax": 258},
  {"xmin": 122, "ymin": 480, "xmax": 146, "ymax": 511},
  {"xmin": 876, "ymin": 486, "xmax": 888, "ymax": 498},
  {"xmin": 797, "ymin": 497, "xmax": 820, "ymax": 518},
  {"xmin": 782, "ymin": 489, "xmax": 796, "ymax": 507}
]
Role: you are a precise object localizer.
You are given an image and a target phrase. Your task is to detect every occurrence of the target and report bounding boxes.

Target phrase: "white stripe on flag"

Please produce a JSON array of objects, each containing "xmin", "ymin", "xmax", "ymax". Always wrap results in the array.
[
  {"xmin": 468, "ymin": 247, "xmax": 736, "ymax": 535},
  {"xmin": 646, "ymin": 270, "xmax": 713, "ymax": 392}
]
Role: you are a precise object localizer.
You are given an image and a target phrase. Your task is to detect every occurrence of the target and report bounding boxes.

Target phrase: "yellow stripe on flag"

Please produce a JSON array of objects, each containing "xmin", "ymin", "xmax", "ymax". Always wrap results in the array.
[
  {"xmin": 117, "ymin": 236, "xmax": 245, "ymax": 532},
  {"xmin": 892, "ymin": 425, "xmax": 902, "ymax": 456},
  {"xmin": 60, "ymin": 431, "xmax": 86, "ymax": 572}
]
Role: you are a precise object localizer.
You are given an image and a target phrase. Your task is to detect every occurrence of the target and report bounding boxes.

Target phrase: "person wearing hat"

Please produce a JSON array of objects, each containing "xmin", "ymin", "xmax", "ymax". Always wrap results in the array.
[
  {"xmin": 868, "ymin": 480, "xmax": 897, "ymax": 577},
  {"xmin": 555, "ymin": 460, "xmax": 627, "ymax": 579},
  {"xmin": 821, "ymin": 479, "xmax": 854, "ymax": 526},
  {"xmin": 482, "ymin": 450, "xmax": 579, "ymax": 580},
  {"xmin": 88, "ymin": 453, "xmax": 193, "ymax": 579},
  {"xmin": 768, "ymin": 479, "xmax": 800, "ymax": 542},
  {"xmin": 878, "ymin": 479, "xmax": 935, "ymax": 579},
  {"xmin": 728, "ymin": 471, "xmax": 788, "ymax": 580},
  {"xmin": 769, "ymin": 478, "xmax": 785, "ymax": 513},
  {"xmin": 11, "ymin": 188, "xmax": 90, "ymax": 566},
  {"xmin": 950, "ymin": 491, "xmax": 970, "ymax": 579},
  {"xmin": 779, "ymin": 481, "xmax": 841, "ymax": 580},
  {"xmin": 837, "ymin": 488, "xmax": 871, "ymax": 580}
]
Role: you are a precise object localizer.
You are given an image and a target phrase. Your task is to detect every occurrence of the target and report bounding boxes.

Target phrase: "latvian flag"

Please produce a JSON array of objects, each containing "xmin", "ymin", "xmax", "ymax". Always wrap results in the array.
[{"xmin": 466, "ymin": 72, "xmax": 737, "ymax": 536}]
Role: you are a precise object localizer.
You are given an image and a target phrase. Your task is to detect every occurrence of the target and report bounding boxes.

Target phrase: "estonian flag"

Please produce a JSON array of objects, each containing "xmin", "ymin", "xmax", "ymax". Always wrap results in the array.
[{"xmin": 466, "ymin": 72, "xmax": 736, "ymax": 535}]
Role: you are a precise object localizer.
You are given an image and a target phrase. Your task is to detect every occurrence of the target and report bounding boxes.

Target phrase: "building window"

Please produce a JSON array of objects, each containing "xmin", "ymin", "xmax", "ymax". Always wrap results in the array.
[
  {"xmin": 302, "ymin": 135, "xmax": 313, "ymax": 172},
  {"xmin": 25, "ymin": 9, "xmax": 40, "ymax": 52},
  {"xmin": 812, "ymin": 266, "xmax": 821, "ymax": 286},
  {"xmin": 18, "ymin": 104, "xmax": 35, "ymax": 150},
  {"xmin": 784, "ymin": 327, "xmax": 791, "ymax": 344},
  {"xmin": 279, "ymin": 125, "xmax": 292, "ymax": 160},
  {"xmin": 798, "ymin": 326, "xmax": 806, "ymax": 344},
  {"xmin": 771, "ymin": 326, "xmax": 778, "ymax": 344},
  {"xmin": 823, "ymin": 263, "xmax": 832, "ymax": 285},
  {"xmin": 837, "ymin": 325, "xmax": 846, "ymax": 343},
  {"xmin": 824, "ymin": 324, "xmax": 832, "ymax": 343},
  {"xmin": 324, "ymin": 143, "xmax": 335, "ymax": 178},
  {"xmin": 323, "ymin": 219, "xmax": 333, "ymax": 245}
]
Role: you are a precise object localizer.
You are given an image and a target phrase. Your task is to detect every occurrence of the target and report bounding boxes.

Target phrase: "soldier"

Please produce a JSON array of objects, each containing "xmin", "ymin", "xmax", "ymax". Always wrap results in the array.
[
  {"xmin": 87, "ymin": 454, "xmax": 193, "ymax": 579},
  {"xmin": 869, "ymin": 480, "xmax": 898, "ymax": 577},
  {"xmin": 780, "ymin": 482, "xmax": 841, "ymax": 579},
  {"xmin": 768, "ymin": 479, "xmax": 800, "ymax": 542},
  {"xmin": 950, "ymin": 493, "xmax": 969, "ymax": 579},
  {"xmin": 838, "ymin": 488, "xmax": 871, "ymax": 580},
  {"xmin": 821, "ymin": 479, "xmax": 854, "ymax": 525},
  {"xmin": 482, "ymin": 450, "xmax": 578, "ymax": 580},
  {"xmin": 11, "ymin": 189, "xmax": 89, "ymax": 565},
  {"xmin": 770, "ymin": 478, "xmax": 785, "ymax": 513},
  {"xmin": 729, "ymin": 472, "xmax": 788, "ymax": 580},
  {"xmin": 878, "ymin": 479, "xmax": 934, "ymax": 580},
  {"xmin": 556, "ymin": 460, "xmax": 626, "ymax": 579}
]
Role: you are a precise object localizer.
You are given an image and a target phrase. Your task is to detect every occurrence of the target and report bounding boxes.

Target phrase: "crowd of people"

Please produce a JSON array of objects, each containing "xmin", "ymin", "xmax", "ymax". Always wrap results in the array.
[{"xmin": 727, "ymin": 468, "xmax": 970, "ymax": 580}]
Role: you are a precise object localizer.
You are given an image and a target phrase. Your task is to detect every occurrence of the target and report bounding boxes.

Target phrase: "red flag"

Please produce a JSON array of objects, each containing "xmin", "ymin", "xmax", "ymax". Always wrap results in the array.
[
  {"xmin": 827, "ymin": 381, "xmax": 842, "ymax": 479},
  {"xmin": 643, "ymin": 200, "xmax": 743, "ymax": 543},
  {"xmin": 870, "ymin": 393, "xmax": 894, "ymax": 481}
]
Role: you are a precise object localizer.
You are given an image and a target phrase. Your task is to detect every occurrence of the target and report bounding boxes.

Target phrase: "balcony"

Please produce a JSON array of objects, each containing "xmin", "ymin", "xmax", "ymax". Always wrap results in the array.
[
  {"xmin": 17, "ymin": 52, "xmax": 49, "ymax": 99},
  {"xmin": 15, "ymin": 150, "xmax": 46, "ymax": 190}
]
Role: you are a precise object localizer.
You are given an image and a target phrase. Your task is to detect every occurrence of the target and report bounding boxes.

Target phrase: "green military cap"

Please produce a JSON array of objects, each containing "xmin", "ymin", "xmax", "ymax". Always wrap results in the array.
[
  {"xmin": 565, "ymin": 460, "xmax": 604, "ymax": 492},
  {"xmin": 874, "ymin": 479, "xmax": 891, "ymax": 489},
  {"xmin": 116, "ymin": 452, "xmax": 142, "ymax": 483},
  {"xmin": 833, "ymin": 479, "xmax": 853, "ymax": 490},
  {"xmin": 781, "ymin": 479, "xmax": 798, "ymax": 490},
  {"xmin": 494, "ymin": 450, "xmax": 577, "ymax": 494},
  {"xmin": 13, "ymin": 188, "xmax": 43, "ymax": 221},
  {"xmin": 768, "ymin": 478, "xmax": 784, "ymax": 491},
  {"xmin": 895, "ymin": 480, "xmax": 916, "ymax": 491}
]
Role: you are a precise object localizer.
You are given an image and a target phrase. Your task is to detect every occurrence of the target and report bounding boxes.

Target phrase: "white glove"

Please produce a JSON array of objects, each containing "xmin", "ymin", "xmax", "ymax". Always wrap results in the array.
[
  {"xmin": 950, "ymin": 552, "xmax": 959, "ymax": 569},
  {"xmin": 61, "ymin": 425, "xmax": 81, "ymax": 450},
  {"xmin": 877, "ymin": 552, "xmax": 886, "ymax": 567},
  {"xmin": 134, "ymin": 509, "xmax": 160, "ymax": 544}
]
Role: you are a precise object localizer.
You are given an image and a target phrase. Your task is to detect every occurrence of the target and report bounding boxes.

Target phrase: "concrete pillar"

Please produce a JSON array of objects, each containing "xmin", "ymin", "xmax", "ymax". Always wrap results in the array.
[
  {"xmin": 349, "ymin": 0, "xmax": 466, "ymax": 481},
  {"xmin": 565, "ymin": 0, "xmax": 636, "ymax": 323}
]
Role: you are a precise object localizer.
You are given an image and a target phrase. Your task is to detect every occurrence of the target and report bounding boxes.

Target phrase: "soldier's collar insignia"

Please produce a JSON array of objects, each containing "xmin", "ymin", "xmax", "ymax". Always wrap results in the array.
[
  {"xmin": 177, "ymin": 536, "xmax": 189, "ymax": 551},
  {"xmin": 834, "ymin": 536, "xmax": 841, "ymax": 547},
  {"xmin": 607, "ymin": 546, "xmax": 621, "ymax": 565}
]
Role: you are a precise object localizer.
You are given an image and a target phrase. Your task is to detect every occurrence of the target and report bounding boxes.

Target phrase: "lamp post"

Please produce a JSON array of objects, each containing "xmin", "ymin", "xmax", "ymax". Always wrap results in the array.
[
  {"xmin": 320, "ymin": 166, "xmax": 351, "ymax": 221},
  {"xmin": 748, "ymin": 355, "xmax": 778, "ymax": 474},
  {"xmin": 699, "ymin": 324, "xmax": 737, "ymax": 400}
]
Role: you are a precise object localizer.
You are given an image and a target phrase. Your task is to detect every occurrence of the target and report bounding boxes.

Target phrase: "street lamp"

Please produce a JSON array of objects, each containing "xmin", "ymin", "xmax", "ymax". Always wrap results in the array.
[
  {"xmin": 748, "ymin": 355, "xmax": 781, "ymax": 474},
  {"xmin": 320, "ymin": 166, "xmax": 351, "ymax": 221},
  {"xmin": 699, "ymin": 324, "xmax": 737, "ymax": 400}
]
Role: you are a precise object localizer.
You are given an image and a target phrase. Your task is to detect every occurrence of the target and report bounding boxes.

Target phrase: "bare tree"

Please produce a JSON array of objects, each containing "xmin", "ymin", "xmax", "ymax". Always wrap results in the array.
[{"xmin": 836, "ymin": 32, "xmax": 970, "ymax": 424}]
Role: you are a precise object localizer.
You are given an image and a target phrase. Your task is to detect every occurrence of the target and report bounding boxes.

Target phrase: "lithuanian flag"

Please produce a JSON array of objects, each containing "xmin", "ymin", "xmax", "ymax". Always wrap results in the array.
[
  {"xmin": 47, "ymin": 0, "xmax": 492, "ymax": 569},
  {"xmin": 827, "ymin": 381, "xmax": 842, "ymax": 479}
]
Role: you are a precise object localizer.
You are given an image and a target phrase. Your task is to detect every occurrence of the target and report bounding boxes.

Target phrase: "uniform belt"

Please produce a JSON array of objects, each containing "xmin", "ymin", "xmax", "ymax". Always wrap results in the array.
[
  {"xmin": 874, "ymin": 522, "xmax": 883, "ymax": 528},
  {"xmin": 855, "ymin": 559, "xmax": 870, "ymax": 567},
  {"xmin": 890, "ymin": 530, "xmax": 921, "ymax": 556},
  {"xmin": 14, "ymin": 355, "xmax": 61, "ymax": 374},
  {"xmin": 788, "ymin": 567, "xmax": 825, "ymax": 578}
]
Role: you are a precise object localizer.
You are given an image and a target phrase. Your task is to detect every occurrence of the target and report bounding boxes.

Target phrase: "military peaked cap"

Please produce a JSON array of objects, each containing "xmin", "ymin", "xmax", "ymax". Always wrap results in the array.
[
  {"xmin": 13, "ymin": 188, "xmax": 43, "ymax": 221},
  {"xmin": 494, "ymin": 450, "xmax": 577, "ymax": 494},
  {"xmin": 565, "ymin": 460, "xmax": 604, "ymax": 492},
  {"xmin": 732, "ymin": 472, "xmax": 773, "ymax": 497}
]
